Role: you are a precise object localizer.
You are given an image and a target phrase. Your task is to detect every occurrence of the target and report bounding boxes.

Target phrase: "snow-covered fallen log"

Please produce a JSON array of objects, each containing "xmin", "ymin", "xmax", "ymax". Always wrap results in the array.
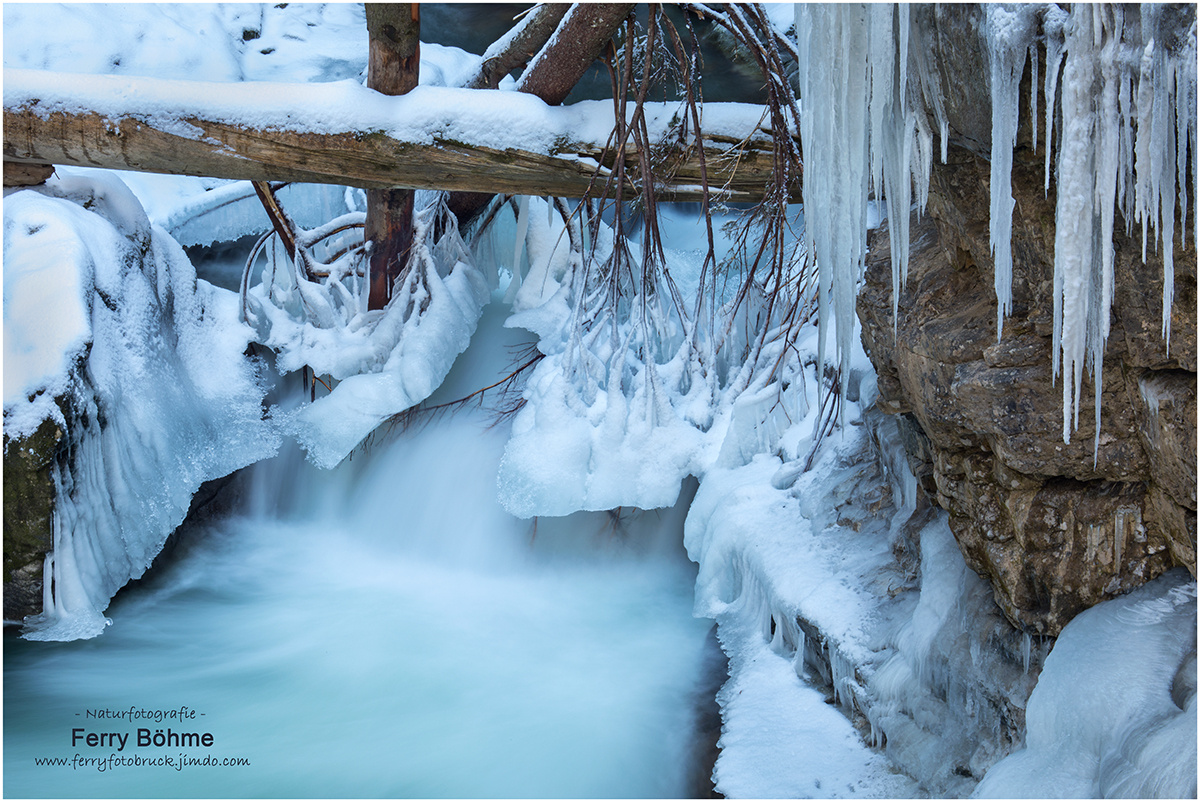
[{"xmin": 4, "ymin": 69, "xmax": 794, "ymax": 203}]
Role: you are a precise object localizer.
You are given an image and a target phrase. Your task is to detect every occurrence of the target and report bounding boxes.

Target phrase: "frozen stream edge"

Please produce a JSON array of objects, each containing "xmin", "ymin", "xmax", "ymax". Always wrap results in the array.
[{"xmin": 686, "ymin": 376, "xmax": 1197, "ymax": 798}]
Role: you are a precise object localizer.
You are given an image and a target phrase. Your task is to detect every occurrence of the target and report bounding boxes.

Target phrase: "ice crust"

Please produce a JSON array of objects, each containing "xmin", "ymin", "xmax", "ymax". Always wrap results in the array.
[
  {"xmin": 5, "ymin": 171, "xmax": 279, "ymax": 640},
  {"xmin": 684, "ymin": 362, "xmax": 1037, "ymax": 796}
]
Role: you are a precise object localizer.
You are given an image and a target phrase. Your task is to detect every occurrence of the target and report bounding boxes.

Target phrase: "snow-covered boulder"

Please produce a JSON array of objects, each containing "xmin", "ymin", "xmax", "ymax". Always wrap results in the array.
[{"xmin": 3, "ymin": 169, "xmax": 280, "ymax": 639}]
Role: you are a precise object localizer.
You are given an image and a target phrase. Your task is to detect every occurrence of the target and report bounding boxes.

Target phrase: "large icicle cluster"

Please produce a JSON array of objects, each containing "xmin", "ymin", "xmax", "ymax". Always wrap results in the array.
[
  {"xmin": 986, "ymin": 5, "xmax": 1041, "ymax": 337},
  {"xmin": 1033, "ymin": 4, "xmax": 1197, "ymax": 449},
  {"xmin": 793, "ymin": 4, "xmax": 946, "ymax": 401},
  {"xmin": 795, "ymin": 4, "xmax": 1196, "ymax": 452}
]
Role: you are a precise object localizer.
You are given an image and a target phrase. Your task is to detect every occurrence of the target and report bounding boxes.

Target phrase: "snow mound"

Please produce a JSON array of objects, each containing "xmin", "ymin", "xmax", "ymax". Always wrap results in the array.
[{"xmin": 975, "ymin": 569, "xmax": 1197, "ymax": 799}]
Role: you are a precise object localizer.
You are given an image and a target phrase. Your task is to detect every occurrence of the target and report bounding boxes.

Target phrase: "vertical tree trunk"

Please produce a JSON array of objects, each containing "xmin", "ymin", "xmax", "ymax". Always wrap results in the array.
[{"xmin": 366, "ymin": 4, "xmax": 420, "ymax": 310}]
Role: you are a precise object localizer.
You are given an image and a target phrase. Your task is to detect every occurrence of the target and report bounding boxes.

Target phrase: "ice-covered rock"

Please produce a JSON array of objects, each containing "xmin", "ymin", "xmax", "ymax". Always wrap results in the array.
[
  {"xmin": 4, "ymin": 170, "xmax": 279, "ymax": 639},
  {"xmin": 974, "ymin": 569, "xmax": 1196, "ymax": 798}
]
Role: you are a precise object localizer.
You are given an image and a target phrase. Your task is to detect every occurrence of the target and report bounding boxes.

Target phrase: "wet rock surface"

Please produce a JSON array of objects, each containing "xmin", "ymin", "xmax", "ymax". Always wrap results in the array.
[{"xmin": 3, "ymin": 416, "xmax": 64, "ymax": 623}]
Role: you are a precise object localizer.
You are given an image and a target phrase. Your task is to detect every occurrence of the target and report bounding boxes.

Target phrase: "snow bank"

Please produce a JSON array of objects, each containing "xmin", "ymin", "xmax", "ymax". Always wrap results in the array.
[
  {"xmin": 975, "ymin": 569, "xmax": 1197, "ymax": 798},
  {"xmin": 3, "ymin": 195, "xmax": 93, "ymax": 436},
  {"xmin": 4, "ymin": 170, "xmax": 279, "ymax": 640},
  {"xmin": 3, "ymin": 3, "xmax": 366, "ymax": 84}
]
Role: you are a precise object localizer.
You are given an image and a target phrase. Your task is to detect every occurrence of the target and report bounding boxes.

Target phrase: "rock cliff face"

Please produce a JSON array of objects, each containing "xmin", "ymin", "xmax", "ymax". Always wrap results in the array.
[{"xmin": 857, "ymin": 5, "xmax": 1197, "ymax": 635}]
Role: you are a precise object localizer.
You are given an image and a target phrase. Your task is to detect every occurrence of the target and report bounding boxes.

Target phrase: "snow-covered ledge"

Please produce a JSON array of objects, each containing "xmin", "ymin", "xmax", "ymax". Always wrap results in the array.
[{"xmin": 684, "ymin": 374, "xmax": 1196, "ymax": 797}]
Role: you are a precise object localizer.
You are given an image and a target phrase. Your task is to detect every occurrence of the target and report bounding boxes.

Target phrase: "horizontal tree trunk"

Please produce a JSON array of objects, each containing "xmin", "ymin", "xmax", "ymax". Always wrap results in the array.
[{"xmin": 4, "ymin": 70, "xmax": 796, "ymax": 203}]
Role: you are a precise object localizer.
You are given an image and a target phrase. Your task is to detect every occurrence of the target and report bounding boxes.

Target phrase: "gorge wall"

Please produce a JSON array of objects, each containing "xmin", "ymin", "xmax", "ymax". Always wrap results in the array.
[{"xmin": 857, "ymin": 4, "xmax": 1197, "ymax": 636}]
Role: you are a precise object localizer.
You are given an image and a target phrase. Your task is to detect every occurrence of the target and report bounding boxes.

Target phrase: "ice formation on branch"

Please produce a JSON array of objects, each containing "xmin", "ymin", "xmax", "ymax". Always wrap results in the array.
[{"xmin": 243, "ymin": 191, "xmax": 490, "ymax": 468}]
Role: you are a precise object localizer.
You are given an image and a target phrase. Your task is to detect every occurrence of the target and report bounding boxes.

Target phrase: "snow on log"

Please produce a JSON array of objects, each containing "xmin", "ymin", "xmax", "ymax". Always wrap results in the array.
[{"xmin": 3, "ymin": 69, "xmax": 794, "ymax": 203}]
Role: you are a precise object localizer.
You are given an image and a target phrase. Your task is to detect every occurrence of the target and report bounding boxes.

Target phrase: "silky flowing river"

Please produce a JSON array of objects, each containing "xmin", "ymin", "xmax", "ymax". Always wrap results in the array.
[{"xmin": 4, "ymin": 304, "xmax": 715, "ymax": 798}]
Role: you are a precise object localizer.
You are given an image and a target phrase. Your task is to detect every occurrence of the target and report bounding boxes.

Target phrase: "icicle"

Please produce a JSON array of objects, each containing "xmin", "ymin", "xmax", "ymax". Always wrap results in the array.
[
  {"xmin": 797, "ymin": 2, "xmax": 940, "ymax": 370},
  {"xmin": 40, "ymin": 552, "xmax": 54, "ymax": 618},
  {"xmin": 1043, "ymin": 6, "xmax": 1068, "ymax": 195},
  {"xmin": 1114, "ymin": 507, "xmax": 1127, "ymax": 568},
  {"xmin": 985, "ymin": 4, "xmax": 1036, "ymax": 339},
  {"xmin": 1021, "ymin": 632, "xmax": 1032, "ymax": 675},
  {"xmin": 503, "ymin": 195, "xmax": 531, "ymax": 304},
  {"xmin": 1053, "ymin": 4, "xmax": 1099, "ymax": 443},
  {"xmin": 795, "ymin": 4, "xmax": 872, "ymax": 407},
  {"xmin": 1176, "ymin": 55, "xmax": 1190, "ymax": 251},
  {"xmin": 1091, "ymin": 5, "xmax": 1122, "ymax": 460},
  {"xmin": 1030, "ymin": 40, "xmax": 1039, "ymax": 152},
  {"xmin": 897, "ymin": 3, "xmax": 910, "ymax": 122}
]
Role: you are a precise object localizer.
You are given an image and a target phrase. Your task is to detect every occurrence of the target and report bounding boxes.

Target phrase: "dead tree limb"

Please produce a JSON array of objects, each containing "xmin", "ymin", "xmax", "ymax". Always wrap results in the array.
[
  {"xmin": 516, "ymin": 3, "xmax": 636, "ymax": 106},
  {"xmin": 449, "ymin": 2, "xmax": 635, "ymax": 225},
  {"xmin": 252, "ymin": 180, "xmax": 297, "ymax": 260},
  {"xmin": 464, "ymin": 4, "xmax": 571, "ymax": 91},
  {"xmin": 365, "ymin": 3, "xmax": 420, "ymax": 309}
]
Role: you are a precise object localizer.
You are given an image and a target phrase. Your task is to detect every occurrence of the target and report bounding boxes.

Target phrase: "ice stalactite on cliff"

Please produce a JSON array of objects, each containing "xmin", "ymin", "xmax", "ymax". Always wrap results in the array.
[
  {"xmin": 1037, "ymin": 4, "xmax": 1197, "ymax": 452},
  {"xmin": 993, "ymin": 4, "xmax": 1196, "ymax": 450},
  {"xmin": 985, "ymin": 5, "xmax": 1040, "ymax": 339},
  {"xmin": 796, "ymin": 4, "xmax": 1196, "ymax": 454}
]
